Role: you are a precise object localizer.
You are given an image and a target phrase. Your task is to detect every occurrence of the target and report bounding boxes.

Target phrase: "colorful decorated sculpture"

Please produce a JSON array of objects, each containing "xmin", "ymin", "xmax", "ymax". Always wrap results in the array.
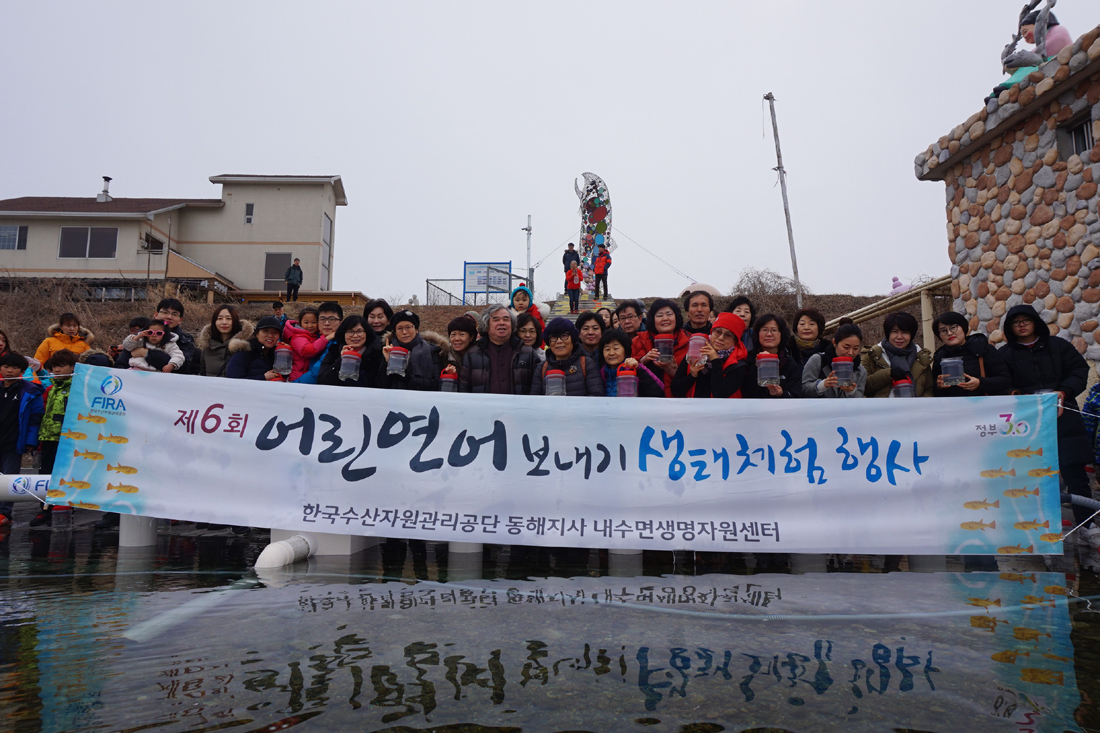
[{"xmin": 574, "ymin": 172, "xmax": 618, "ymax": 294}]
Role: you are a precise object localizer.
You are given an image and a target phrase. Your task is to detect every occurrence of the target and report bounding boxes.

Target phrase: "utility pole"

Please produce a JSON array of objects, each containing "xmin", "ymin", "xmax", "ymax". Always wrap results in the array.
[
  {"xmin": 522, "ymin": 215, "xmax": 533, "ymax": 290},
  {"xmin": 763, "ymin": 92, "xmax": 803, "ymax": 309}
]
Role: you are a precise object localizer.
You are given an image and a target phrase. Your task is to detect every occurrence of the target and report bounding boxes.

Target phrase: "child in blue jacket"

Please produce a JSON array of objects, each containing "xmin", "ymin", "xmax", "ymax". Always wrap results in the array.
[{"xmin": 0, "ymin": 352, "xmax": 45, "ymax": 525}]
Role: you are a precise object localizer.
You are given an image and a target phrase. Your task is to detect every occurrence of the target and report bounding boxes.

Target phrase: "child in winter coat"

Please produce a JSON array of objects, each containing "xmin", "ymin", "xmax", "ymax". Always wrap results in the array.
[
  {"xmin": 509, "ymin": 285, "xmax": 548, "ymax": 331},
  {"xmin": 34, "ymin": 313, "xmax": 93, "ymax": 364},
  {"xmin": 122, "ymin": 319, "xmax": 185, "ymax": 372},
  {"xmin": 29, "ymin": 349, "xmax": 77, "ymax": 527},
  {"xmin": 0, "ymin": 352, "xmax": 44, "ymax": 525}
]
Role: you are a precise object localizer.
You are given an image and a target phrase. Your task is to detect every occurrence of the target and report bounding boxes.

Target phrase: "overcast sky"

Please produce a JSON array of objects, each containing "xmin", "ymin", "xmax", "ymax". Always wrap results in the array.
[{"xmin": 3, "ymin": 2, "xmax": 1094, "ymax": 304}]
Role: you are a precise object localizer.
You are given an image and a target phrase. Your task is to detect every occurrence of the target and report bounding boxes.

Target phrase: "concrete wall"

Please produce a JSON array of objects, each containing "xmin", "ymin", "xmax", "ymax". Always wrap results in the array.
[
  {"xmin": 177, "ymin": 182, "xmax": 337, "ymax": 290},
  {"xmin": 0, "ymin": 218, "xmax": 150, "ymax": 280}
]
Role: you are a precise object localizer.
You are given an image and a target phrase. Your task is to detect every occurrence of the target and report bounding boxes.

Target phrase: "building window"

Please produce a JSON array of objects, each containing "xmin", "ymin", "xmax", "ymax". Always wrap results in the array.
[
  {"xmin": 0, "ymin": 225, "xmax": 27, "ymax": 250},
  {"xmin": 245, "ymin": 203, "xmax": 255, "ymax": 224},
  {"xmin": 322, "ymin": 213, "xmax": 332, "ymax": 245},
  {"xmin": 143, "ymin": 232, "xmax": 165, "ymax": 255},
  {"xmin": 1056, "ymin": 115, "xmax": 1097, "ymax": 160},
  {"xmin": 264, "ymin": 252, "xmax": 292, "ymax": 292},
  {"xmin": 58, "ymin": 226, "xmax": 118, "ymax": 259}
]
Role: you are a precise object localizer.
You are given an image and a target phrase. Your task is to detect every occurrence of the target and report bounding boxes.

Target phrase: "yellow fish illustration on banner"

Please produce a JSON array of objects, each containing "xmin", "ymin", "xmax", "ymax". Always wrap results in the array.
[
  {"xmin": 106, "ymin": 483, "xmax": 139, "ymax": 494},
  {"xmin": 77, "ymin": 413, "xmax": 107, "ymax": 424},
  {"xmin": 966, "ymin": 598, "xmax": 1002, "ymax": 610},
  {"xmin": 46, "ymin": 489, "xmax": 66, "ymax": 499},
  {"xmin": 970, "ymin": 616, "xmax": 1007, "ymax": 632},
  {"xmin": 68, "ymin": 501, "xmax": 100, "ymax": 510},
  {"xmin": 998, "ymin": 544, "xmax": 1034, "ymax": 555},
  {"xmin": 980, "ymin": 468, "xmax": 1016, "ymax": 478},
  {"xmin": 1000, "ymin": 573, "xmax": 1036, "ymax": 584},
  {"xmin": 58, "ymin": 479, "xmax": 91, "ymax": 490},
  {"xmin": 1044, "ymin": 585, "xmax": 1067, "ymax": 596},
  {"xmin": 1006, "ymin": 447, "xmax": 1043, "ymax": 458},
  {"xmin": 1004, "ymin": 487, "xmax": 1039, "ymax": 498},
  {"xmin": 107, "ymin": 464, "xmax": 138, "ymax": 475},
  {"xmin": 1013, "ymin": 627, "xmax": 1051, "ymax": 643},
  {"xmin": 73, "ymin": 449, "xmax": 104, "ymax": 461},
  {"xmin": 991, "ymin": 650, "xmax": 1029, "ymax": 664},
  {"xmin": 1028, "ymin": 467, "xmax": 1059, "ymax": 478},
  {"xmin": 97, "ymin": 434, "xmax": 128, "ymax": 444},
  {"xmin": 59, "ymin": 430, "xmax": 86, "ymax": 440},
  {"xmin": 1042, "ymin": 653, "xmax": 1071, "ymax": 662},
  {"xmin": 1020, "ymin": 595, "xmax": 1054, "ymax": 607},
  {"xmin": 1014, "ymin": 519, "xmax": 1050, "ymax": 531},
  {"xmin": 1020, "ymin": 668, "xmax": 1063, "ymax": 685},
  {"xmin": 1039, "ymin": 533, "xmax": 1064, "ymax": 543},
  {"xmin": 961, "ymin": 520, "xmax": 996, "ymax": 531},
  {"xmin": 964, "ymin": 499, "xmax": 1000, "ymax": 510}
]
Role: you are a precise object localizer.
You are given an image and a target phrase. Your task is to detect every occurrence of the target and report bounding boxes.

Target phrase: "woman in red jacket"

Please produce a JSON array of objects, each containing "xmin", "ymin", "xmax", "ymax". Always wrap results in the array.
[
  {"xmin": 671, "ymin": 312, "xmax": 748, "ymax": 398},
  {"xmin": 631, "ymin": 298, "xmax": 689, "ymax": 397}
]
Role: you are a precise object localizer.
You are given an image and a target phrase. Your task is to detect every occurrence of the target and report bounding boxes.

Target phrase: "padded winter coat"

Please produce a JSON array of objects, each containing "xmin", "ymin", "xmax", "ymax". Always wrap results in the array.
[
  {"xmin": 34, "ymin": 324, "xmax": 93, "ymax": 364},
  {"xmin": 530, "ymin": 349, "xmax": 603, "ymax": 396},
  {"xmin": 197, "ymin": 321, "xmax": 255, "ymax": 377},
  {"xmin": 459, "ymin": 336, "xmax": 537, "ymax": 395}
]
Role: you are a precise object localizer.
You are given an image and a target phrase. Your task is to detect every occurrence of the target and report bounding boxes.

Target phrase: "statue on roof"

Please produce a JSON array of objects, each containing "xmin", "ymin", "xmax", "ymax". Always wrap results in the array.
[{"xmin": 988, "ymin": 0, "xmax": 1072, "ymax": 102}]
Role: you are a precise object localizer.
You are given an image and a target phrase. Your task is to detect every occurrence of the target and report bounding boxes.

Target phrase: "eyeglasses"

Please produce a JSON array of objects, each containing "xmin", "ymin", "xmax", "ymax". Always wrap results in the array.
[
  {"xmin": 156, "ymin": 311, "xmax": 182, "ymax": 319},
  {"xmin": 319, "ymin": 316, "xmax": 341, "ymax": 324},
  {"xmin": 346, "ymin": 328, "xmax": 367, "ymax": 337},
  {"xmin": 146, "ymin": 330, "xmax": 165, "ymax": 337},
  {"xmin": 1010, "ymin": 319, "xmax": 1031, "ymax": 328},
  {"xmin": 618, "ymin": 313, "xmax": 639, "ymax": 321},
  {"xmin": 937, "ymin": 324, "xmax": 962, "ymax": 336},
  {"xmin": 547, "ymin": 334, "xmax": 571, "ymax": 343}
]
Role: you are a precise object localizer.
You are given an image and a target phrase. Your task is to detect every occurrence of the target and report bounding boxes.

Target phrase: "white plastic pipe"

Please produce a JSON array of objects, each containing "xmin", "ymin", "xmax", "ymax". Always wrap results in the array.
[
  {"xmin": 0, "ymin": 474, "xmax": 51, "ymax": 501},
  {"xmin": 254, "ymin": 532, "xmax": 317, "ymax": 569}
]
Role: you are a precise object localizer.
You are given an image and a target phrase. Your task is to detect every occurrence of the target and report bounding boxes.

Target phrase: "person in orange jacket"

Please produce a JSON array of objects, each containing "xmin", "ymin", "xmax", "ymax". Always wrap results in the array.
[
  {"xmin": 593, "ymin": 244, "xmax": 612, "ymax": 300},
  {"xmin": 33, "ymin": 313, "xmax": 93, "ymax": 364},
  {"xmin": 565, "ymin": 261, "xmax": 583, "ymax": 314}
]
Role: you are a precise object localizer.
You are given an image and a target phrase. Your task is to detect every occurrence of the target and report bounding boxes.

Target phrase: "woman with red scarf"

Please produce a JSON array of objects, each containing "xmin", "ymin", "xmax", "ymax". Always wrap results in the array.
[
  {"xmin": 631, "ymin": 298, "xmax": 689, "ymax": 397},
  {"xmin": 671, "ymin": 312, "xmax": 748, "ymax": 398}
]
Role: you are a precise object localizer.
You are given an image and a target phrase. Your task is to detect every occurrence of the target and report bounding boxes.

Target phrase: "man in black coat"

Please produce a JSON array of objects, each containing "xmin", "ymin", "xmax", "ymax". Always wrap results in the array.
[
  {"xmin": 562, "ymin": 243, "xmax": 580, "ymax": 291},
  {"xmin": 999, "ymin": 304, "xmax": 1093, "ymax": 526}
]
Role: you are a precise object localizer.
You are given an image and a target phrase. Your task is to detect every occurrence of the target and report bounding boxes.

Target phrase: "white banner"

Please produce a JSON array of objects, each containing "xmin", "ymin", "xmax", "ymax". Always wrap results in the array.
[{"xmin": 48, "ymin": 365, "xmax": 1064, "ymax": 554}]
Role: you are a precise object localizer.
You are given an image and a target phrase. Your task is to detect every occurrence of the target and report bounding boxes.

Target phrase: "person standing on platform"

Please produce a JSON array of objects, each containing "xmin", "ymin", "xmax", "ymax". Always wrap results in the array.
[
  {"xmin": 284, "ymin": 258, "xmax": 303, "ymax": 302},
  {"xmin": 999, "ymin": 304, "xmax": 1093, "ymax": 529},
  {"xmin": 593, "ymin": 244, "xmax": 612, "ymax": 300},
  {"xmin": 566, "ymin": 261, "xmax": 583, "ymax": 314},
  {"xmin": 562, "ymin": 243, "xmax": 580, "ymax": 291}
]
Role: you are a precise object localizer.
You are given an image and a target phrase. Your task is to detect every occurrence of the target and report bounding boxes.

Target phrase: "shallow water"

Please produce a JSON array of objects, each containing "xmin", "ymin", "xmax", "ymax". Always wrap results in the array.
[{"xmin": 1, "ymin": 510, "xmax": 1099, "ymax": 732}]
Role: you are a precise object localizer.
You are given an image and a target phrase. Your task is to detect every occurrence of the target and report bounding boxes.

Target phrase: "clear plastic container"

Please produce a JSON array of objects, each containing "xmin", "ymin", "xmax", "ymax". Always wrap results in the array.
[
  {"xmin": 654, "ymin": 335, "xmax": 675, "ymax": 364},
  {"xmin": 756, "ymin": 353, "xmax": 781, "ymax": 387},
  {"xmin": 891, "ymin": 378, "xmax": 916, "ymax": 398},
  {"xmin": 941, "ymin": 356, "xmax": 965, "ymax": 387},
  {"xmin": 545, "ymin": 369, "xmax": 566, "ymax": 396},
  {"xmin": 387, "ymin": 346, "xmax": 409, "ymax": 376},
  {"xmin": 832, "ymin": 357, "xmax": 855, "ymax": 388},
  {"xmin": 440, "ymin": 373, "xmax": 458, "ymax": 392},
  {"xmin": 687, "ymin": 334, "xmax": 708, "ymax": 362},
  {"xmin": 616, "ymin": 366, "xmax": 638, "ymax": 397},
  {"xmin": 52, "ymin": 504, "xmax": 73, "ymax": 530},
  {"xmin": 273, "ymin": 343, "xmax": 293, "ymax": 376},
  {"xmin": 338, "ymin": 350, "xmax": 362, "ymax": 381}
]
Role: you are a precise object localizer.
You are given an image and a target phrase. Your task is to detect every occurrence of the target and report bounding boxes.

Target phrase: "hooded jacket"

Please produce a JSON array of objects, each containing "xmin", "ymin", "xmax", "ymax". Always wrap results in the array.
[
  {"xmin": 999, "ymin": 304, "xmax": 1090, "ymax": 464},
  {"xmin": 198, "ymin": 320, "xmax": 255, "ymax": 377},
  {"xmin": 279, "ymin": 319, "xmax": 330, "ymax": 382},
  {"xmin": 862, "ymin": 342, "xmax": 933, "ymax": 397},
  {"xmin": 284, "ymin": 264, "xmax": 304, "ymax": 285},
  {"xmin": 378, "ymin": 331, "xmax": 444, "ymax": 391},
  {"xmin": 39, "ymin": 373, "xmax": 72, "ymax": 443},
  {"xmin": 460, "ymin": 335, "xmax": 537, "ymax": 395},
  {"xmin": 225, "ymin": 334, "xmax": 276, "ymax": 380},
  {"xmin": 34, "ymin": 324, "xmax": 93, "ymax": 364},
  {"xmin": 530, "ymin": 348, "xmax": 604, "ymax": 396},
  {"xmin": 632, "ymin": 330, "xmax": 689, "ymax": 398},
  {"xmin": 931, "ymin": 333, "xmax": 1010, "ymax": 397}
]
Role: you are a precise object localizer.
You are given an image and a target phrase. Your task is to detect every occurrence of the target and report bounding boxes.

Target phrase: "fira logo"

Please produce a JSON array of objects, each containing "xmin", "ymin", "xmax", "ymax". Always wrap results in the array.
[
  {"xmin": 92, "ymin": 397, "xmax": 126, "ymax": 411},
  {"xmin": 11, "ymin": 476, "xmax": 28, "ymax": 494},
  {"xmin": 100, "ymin": 375, "xmax": 124, "ymax": 396}
]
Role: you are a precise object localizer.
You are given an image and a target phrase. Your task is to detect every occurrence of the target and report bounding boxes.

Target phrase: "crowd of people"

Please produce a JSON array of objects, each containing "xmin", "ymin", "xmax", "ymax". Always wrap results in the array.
[{"xmin": 0, "ymin": 284, "xmax": 1096, "ymax": 535}]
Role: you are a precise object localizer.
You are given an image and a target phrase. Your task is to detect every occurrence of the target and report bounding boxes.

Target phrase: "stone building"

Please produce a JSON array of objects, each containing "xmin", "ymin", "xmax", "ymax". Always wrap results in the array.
[{"xmin": 916, "ymin": 23, "xmax": 1100, "ymax": 358}]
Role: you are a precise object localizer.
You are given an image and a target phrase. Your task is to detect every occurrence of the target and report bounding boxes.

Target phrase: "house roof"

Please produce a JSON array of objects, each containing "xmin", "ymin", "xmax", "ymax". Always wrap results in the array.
[
  {"xmin": 0, "ymin": 197, "xmax": 224, "ymax": 219},
  {"xmin": 208, "ymin": 174, "xmax": 347, "ymax": 205}
]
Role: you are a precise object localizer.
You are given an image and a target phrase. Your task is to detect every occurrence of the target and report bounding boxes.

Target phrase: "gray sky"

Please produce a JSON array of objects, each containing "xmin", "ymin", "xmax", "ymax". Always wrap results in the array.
[{"xmin": 3, "ymin": 2, "xmax": 1094, "ymax": 304}]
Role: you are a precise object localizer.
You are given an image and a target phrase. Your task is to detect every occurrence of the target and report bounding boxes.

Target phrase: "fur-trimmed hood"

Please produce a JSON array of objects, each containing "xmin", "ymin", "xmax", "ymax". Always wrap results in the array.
[
  {"xmin": 46, "ymin": 323, "xmax": 94, "ymax": 345},
  {"xmin": 420, "ymin": 330, "xmax": 460, "ymax": 367},
  {"xmin": 77, "ymin": 348, "xmax": 113, "ymax": 367},
  {"xmin": 198, "ymin": 320, "xmax": 255, "ymax": 351}
]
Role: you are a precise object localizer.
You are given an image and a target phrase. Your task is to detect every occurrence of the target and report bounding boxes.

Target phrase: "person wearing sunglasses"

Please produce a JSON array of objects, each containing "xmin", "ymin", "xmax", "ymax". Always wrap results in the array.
[
  {"xmin": 121, "ymin": 319, "xmax": 184, "ymax": 373},
  {"xmin": 930, "ymin": 312, "xmax": 1010, "ymax": 397}
]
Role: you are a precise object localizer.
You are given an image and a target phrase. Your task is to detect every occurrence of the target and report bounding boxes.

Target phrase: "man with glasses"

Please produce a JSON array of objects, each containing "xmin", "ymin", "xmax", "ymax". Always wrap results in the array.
[
  {"xmin": 614, "ymin": 300, "xmax": 645, "ymax": 340},
  {"xmin": 999, "ymin": 304, "xmax": 1093, "ymax": 529},
  {"xmin": 459, "ymin": 304, "xmax": 536, "ymax": 394}
]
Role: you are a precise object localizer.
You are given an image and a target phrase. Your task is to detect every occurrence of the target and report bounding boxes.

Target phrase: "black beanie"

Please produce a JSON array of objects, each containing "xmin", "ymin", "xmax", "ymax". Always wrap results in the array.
[{"xmin": 391, "ymin": 310, "xmax": 420, "ymax": 331}]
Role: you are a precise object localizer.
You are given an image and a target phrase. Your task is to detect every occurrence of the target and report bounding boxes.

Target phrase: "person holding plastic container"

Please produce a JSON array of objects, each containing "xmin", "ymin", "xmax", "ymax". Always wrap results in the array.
[
  {"xmin": 930, "ymin": 312, "xmax": 1010, "ymax": 397},
  {"xmin": 378, "ymin": 310, "xmax": 442, "ymax": 391},
  {"xmin": 632, "ymin": 298, "xmax": 689, "ymax": 397},
  {"xmin": 743, "ymin": 314, "xmax": 802, "ymax": 399},
  {"xmin": 318, "ymin": 315, "xmax": 382, "ymax": 388},
  {"xmin": 530, "ymin": 318, "xmax": 603, "ymax": 396},
  {"xmin": 862, "ymin": 312, "xmax": 933, "ymax": 398},
  {"xmin": 671, "ymin": 312, "xmax": 748, "ymax": 398},
  {"xmin": 598, "ymin": 329, "xmax": 664, "ymax": 397},
  {"xmin": 225, "ymin": 316, "xmax": 284, "ymax": 381},
  {"xmin": 801, "ymin": 320, "xmax": 867, "ymax": 398},
  {"xmin": 278, "ymin": 307, "xmax": 330, "ymax": 383}
]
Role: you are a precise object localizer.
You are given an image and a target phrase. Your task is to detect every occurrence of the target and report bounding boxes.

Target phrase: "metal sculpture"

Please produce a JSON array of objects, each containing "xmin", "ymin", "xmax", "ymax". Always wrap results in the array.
[{"xmin": 574, "ymin": 172, "xmax": 617, "ymax": 295}]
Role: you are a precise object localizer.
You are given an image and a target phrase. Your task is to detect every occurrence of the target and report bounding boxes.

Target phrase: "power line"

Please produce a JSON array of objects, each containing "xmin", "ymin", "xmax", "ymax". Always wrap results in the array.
[
  {"xmin": 613, "ymin": 227, "xmax": 696, "ymax": 283},
  {"xmin": 532, "ymin": 229, "xmax": 581, "ymax": 270}
]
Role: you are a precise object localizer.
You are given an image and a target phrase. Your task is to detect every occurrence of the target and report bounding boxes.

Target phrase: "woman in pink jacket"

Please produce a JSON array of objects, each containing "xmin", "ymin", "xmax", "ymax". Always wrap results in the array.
[{"xmin": 282, "ymin": 307, "xmax": 333, "ymax": 382}]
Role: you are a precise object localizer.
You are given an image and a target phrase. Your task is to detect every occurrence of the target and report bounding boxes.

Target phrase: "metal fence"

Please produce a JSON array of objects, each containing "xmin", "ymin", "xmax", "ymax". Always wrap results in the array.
[{"xmin": 426, "ymin": 279, "xmax": 464, "ymax": 306}]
